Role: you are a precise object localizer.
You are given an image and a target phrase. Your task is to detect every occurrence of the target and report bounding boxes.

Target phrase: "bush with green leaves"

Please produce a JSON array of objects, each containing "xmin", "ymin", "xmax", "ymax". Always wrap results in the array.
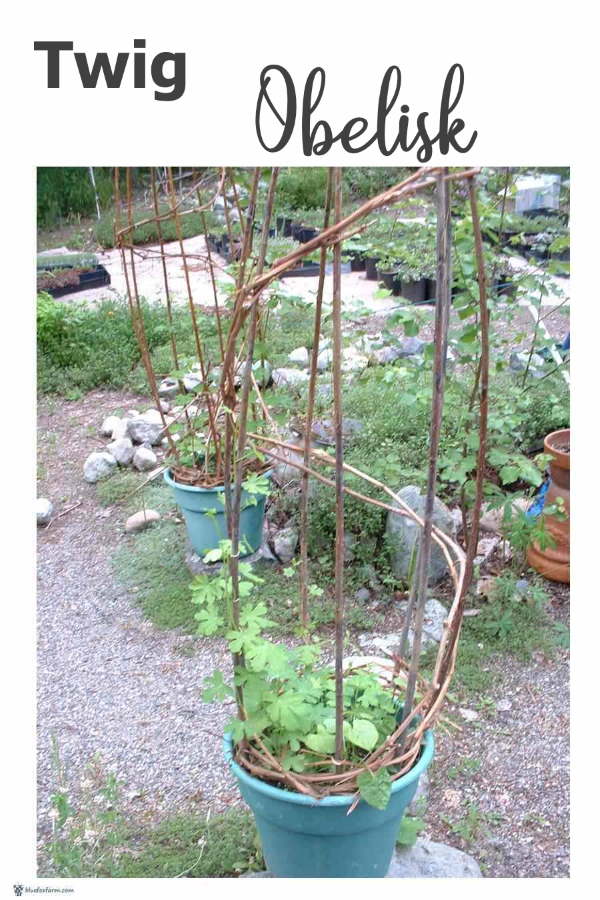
[
  {"xmin": 276, "ymin": 168, "xmax": 329, "ymax": 210},
  {"xmin": 37, "ymin": 292, "xmax": 193, "ymax": 396}
]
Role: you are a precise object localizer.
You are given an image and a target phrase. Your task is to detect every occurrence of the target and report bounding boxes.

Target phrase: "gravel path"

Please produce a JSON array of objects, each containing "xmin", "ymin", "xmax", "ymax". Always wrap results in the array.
[{"xmin": 37, "ymin": 392, "xmax": 239, "ymax": 847}]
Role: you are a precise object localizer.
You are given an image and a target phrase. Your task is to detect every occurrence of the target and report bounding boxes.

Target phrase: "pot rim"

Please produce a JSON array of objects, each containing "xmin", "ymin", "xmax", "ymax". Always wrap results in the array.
[
  {"xmin": 164, "ymin": 467, "xmax": 272, "ymax": 494},
  {"xmin": 544, "ymin": 428, "xmax": 570, "ymax": 469},
  {"xmin": 223, "ymin": 729, "xmax": 434, "ymax": 808}
]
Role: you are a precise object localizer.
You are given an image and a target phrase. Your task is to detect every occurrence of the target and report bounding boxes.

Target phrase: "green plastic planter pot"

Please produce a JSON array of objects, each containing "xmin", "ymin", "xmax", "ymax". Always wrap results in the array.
[
  {"xmin": 163, "ymin": 468, "xmax": 270, "ymax": 557},
  {"xmin": 223, "ymin": 730, "xmax": 434, "ymax": 878}
]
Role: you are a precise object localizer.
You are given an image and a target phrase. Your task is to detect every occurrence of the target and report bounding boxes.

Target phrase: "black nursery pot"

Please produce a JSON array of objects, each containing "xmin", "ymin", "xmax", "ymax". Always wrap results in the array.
[
  {"xmin": 283, "ymin": 218, "xmax": 293, "ymax": 237},
  {"xmin": 299, "ymin": 226, "xmax": 319, "ymax": 243},
  {"xmin": 291, "ymin": 223, "xmax": 303, "ymax": 240},
  {"xmin": 426, "ymin": 278, "xmax": 437, "ymax": 302},
  {"xmin": 350, "ymin": 253, "xmax": 366, "ymax": 272},
  {"xmin": 401, "ymin": 278, "xmax": 427, "ymax": 304},
  {"xmin": 378, "ymin": 268, "xmax": 402, "ymax": 296},
  {"xmin": 494, "ymin": 277, "xmax": 517, "ymax": 299},
  {"xmin": 365, "ymin": 256, "xmax": 381, "ymax": 280}
]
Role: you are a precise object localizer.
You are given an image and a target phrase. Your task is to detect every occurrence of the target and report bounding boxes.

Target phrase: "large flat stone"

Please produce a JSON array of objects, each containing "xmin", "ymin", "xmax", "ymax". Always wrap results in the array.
[{"xmin": 242, "ymin": 839, "xmax": 482, "ymax": 878}]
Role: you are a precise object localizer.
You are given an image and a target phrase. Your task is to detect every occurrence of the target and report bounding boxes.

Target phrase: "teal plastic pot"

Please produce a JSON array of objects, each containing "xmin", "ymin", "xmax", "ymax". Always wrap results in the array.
[
  {"xmin": 223, "ymin": 730, "xmax": 434, "ymax": 878},
  {"xmin": 163, "ymin": 468, "xmax": 270, "ymax": 557}
]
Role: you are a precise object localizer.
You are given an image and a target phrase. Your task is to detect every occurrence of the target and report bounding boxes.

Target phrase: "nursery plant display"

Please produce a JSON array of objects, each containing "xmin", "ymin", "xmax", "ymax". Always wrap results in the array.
[{"xmin": 116, "ymin": 165, "xmax": 493, "ymax": 877}]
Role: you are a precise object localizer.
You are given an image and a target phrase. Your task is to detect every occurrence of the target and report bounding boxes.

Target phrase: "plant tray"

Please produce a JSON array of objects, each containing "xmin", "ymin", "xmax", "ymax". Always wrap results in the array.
[{"xmin": 46, "ymin": 264, "xmax": 111, "ymax": 298}]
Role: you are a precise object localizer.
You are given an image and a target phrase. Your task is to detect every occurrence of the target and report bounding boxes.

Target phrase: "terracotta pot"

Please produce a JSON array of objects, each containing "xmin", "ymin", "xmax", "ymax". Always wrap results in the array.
[{"xmin": 527, "ymin": 428, "xmax": 570, "ymax": 583}]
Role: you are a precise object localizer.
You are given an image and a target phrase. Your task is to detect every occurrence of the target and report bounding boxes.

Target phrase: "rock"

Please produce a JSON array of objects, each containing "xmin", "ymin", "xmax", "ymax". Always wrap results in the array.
[
  {"xmin": 316, "ymin": 347, "xmax": 333, "ymax": 371},
  {"xmin": 126, "ymin": 409, "xmax": 140, "ymax": 418},
  {"xmin": 510, "ymin": 351, "xmax": 546, "ymax": 375},
  {"xmin": 474, "ymin": 535, "xmax": 500, "ymax": 567},
  {"xmin": 161, "ymin": 432, "xmax": 182, "ymax": 449},
  {"xmin": 386, "ymin": 486, "xmax": 456, "ymax": 585},
  {"xmin": 398, "ymin": 597, "xmax": 448, "ymax": 644},
  {"xmin": 398, "ymin": 337, "xmax": 425, "ymax": 358},
  {"xmin": 127, "ymin": 413, "xmax": 164, "ymax": 446},
  {"xmin": 252, "ymin": 359, "xmax": 273, "ymax": 388},
  {"xmin": 372, "ymin": 344, "xmax": 404, "ymax": 365},
  {"xmin": 273, "ymin": 526, "xmax": 298, "ymax": 563},
  {"xmin": 316, "ymin": 383, "xmax": 332, "ymax": 400},
  {"xmin": 496, "ymin": 698, "xmax": 512, "ymax": 712},
  {"xmin": 158, "ymin": 377, "xmax": 179, "ymax": 400},
  {"xmin": 125, "ymin": 509, "xmax": 161, "ymax": 533},
  {"xmin": 83, "ymin": 451, "xmax": 117, "ymax": 483},
  {"xmin": 459, "ymin": 708, "xmax": 478, "ymax": 722},
  {"xmin": 111, "ymin": 418, "xmax": 130, "ymax": 441},
  {"xmin": 288, "ymin": 346, "xmax": 310, "ymax": 367},
  {"xmin": 100, "ymin": 415, "xmax": 121, "ymax": 438},
  {"xmin": 341, "ymin": 347, "xmax": 369, "ymax": 373},
  {"xmin": 341, "ymin": 655, "xmax": 391, "ymax": 684},
  {"xmin": 272, "ymin": 367, "xmax": 310, "ymax": 390},
  {"xmin": 360, "ymin": 598, "xmax": 447, "ymax": 657},
  {"xmin": 271, "ymin": 444, "xmax": 303, "ymax": 486},
  {"xmin": 354, "ymin": 587, "xmax": 371, "ymax": 603},
  {"xmin": 387, "ymin": 839, "xmax": 482, "ymax": 878},
  {"xmin": 132, "ymin": 446, "xmax": 158, "ymax": 472},
  {"xmin": 183, "ymin": 373, "xmax": 203, "ymax": 392},
  {"xmin": 310, "ymin": 417, "xmax": 363, "ymax": 447},
  {"xmin": 141, "ymin": 408, "xmax": 163, "ymax": 425},
  {"xmin": 106, "ymin": 437, "xmax": 135, "ymax": 466},
  {"xmin": 36, "ymin": 498, "xmax": 53, "ymax": 526},
  {"xmin": 158, "ymin": 399, "xmax": 171, "ymax": 414}
]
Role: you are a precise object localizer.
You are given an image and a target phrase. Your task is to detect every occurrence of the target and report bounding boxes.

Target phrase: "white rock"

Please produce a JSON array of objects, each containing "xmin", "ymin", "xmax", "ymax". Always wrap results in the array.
[
  {"xmin": 272, "ymin": 367, "xmax": 310, "ymax": 389},
  {"xmin": 288, "ymin": 346, "xmax": 310, "ymax": 367},
  {"xmin": 132, "ymin": 446, "xmax": 158, "ymax": 472},
  {"xmin": 83, "ymin": 451, "xmax": 117, "ymax": 483},
  {"xmin": 127, "ymin": 414, "xmax": 164, "ymax": 446},
  {"xmin": 141, "ymin": 408, "xmax": 163, "ymax": 425},
  {"xmin": 100, "ymin": 415, "xmax": 121, "ymax": 438},
  {"xmin": 316, "ymin": 348, "xmax": 333, "ymax": 371},
  {"xmin": 125, "ymin": 508, "xmax": 161, "ymax": 533},
  {"xmin": 341, "ymin": 347, "xmax": 369, "ymax": 373},
  {"xmin": 126, "ymin": 409, "xmax": 140, "ymax": 418},
  {"xmin": 111, "ymin": 418, "xmax": 131, "ymax": 441},
  {"xmin": 106, "ymin": 437, "xmax": 135, "ymax": 466},
  {"xmin": 36, "ymin": 498, "xmax": 53, "ymax": 526},
  {"xmin": 183, "ymin": 373, "xmax": 203, "ymax": 392},
  {"xmin": 158, "ymin": 399, "xmax": 171, "ymax": 413},
  {"xmin": 158, "ymin": 377, "xmax": 179, "ymax": 400},
  {"xmin": 459, "ymin": 708, "xmax": 479, "ymax": 722},
  {"xmin": 474, "ymin": 535, "xmax": 500, "ymax": 567}
]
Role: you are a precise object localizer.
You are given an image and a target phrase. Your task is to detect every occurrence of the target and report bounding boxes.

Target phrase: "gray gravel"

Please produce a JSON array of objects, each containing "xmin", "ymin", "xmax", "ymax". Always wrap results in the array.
[{"xmin": 37, "ymin": 392, "xmax": 239, "ymax": 845}]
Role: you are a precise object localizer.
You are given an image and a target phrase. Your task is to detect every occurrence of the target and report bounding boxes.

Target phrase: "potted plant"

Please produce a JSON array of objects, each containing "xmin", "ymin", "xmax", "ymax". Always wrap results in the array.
[
  {"xmin": 527, "ymin": 428, "xmax": 570, "ymax": 583},
  {"xmin": 194, "ymin": 542, "xmax": 435, "ymax": 878}
]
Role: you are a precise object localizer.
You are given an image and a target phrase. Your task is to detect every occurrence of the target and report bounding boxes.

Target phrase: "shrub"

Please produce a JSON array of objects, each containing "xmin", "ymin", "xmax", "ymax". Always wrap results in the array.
[
  {"xmin": 276, "ymin": 168, "xmax": 329, "ymax": 210},
  {"xmin": 37, "ymin": 292, "xmax": 189, "ymax": 395}
]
